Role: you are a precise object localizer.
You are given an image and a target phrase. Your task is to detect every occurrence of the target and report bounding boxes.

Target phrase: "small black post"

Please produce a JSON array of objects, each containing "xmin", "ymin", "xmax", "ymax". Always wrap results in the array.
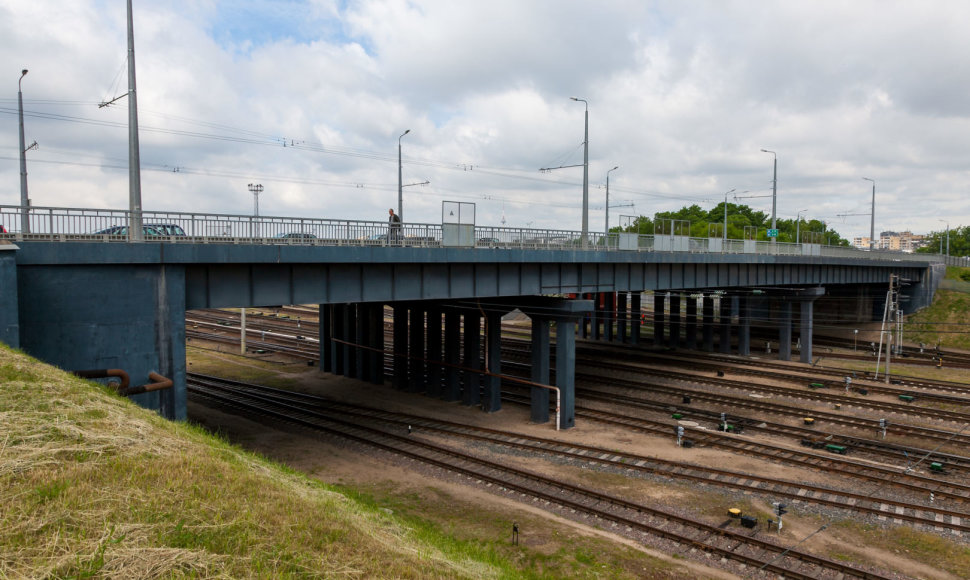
[{"xmin": 512, "ymin": 522, "xmax": 519, "ymax": 545}]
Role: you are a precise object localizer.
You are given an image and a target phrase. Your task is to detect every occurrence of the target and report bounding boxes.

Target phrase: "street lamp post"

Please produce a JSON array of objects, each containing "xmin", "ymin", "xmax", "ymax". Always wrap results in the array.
[
  {"xmin": 571, "ymin": 97, "xmax": 589, "ymax": 244},
  {"xmin": 796, "ymin": 209, "xmax": 808, "ymax": 244},
  {"xmin": 18, "ymin": 68, "xmax": 29, "ymax": 233},
  {"xmin": 863, "ymin": 177, "xmax": 875, "ymax": 250},
  {"xmin": 605, "ymin": 165, "xmax": 618, "ymax": 237},
  {"xmin": 939, "ymin": 219, "xmax": 950, "ymax": 257},
  {"xmin": 723, "ymin": 189, "xmax": 735, "ymax": 242},
  {"xmin": 398, "ymin": 129, "xmax": 410, "ymax": 220},
  {"xmin": 761, "ymin": 149, "xmax": 777, "ymax": 241}
]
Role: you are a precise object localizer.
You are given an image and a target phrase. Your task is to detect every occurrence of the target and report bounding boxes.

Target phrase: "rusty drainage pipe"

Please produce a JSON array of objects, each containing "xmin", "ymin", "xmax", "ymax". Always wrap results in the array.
[
  {"xmin": 72, "ymin": 369, "xmax": 130, "ymax": 389},
  {"xmin": 118, "ymin": 372, "xmax": 173, "ymax": 397}
]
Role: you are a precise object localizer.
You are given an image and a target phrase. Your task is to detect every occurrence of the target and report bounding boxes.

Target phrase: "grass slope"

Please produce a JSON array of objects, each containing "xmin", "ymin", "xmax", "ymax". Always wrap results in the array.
[
  {"xmin": 906, "ymin": 267, "xmax": 970, "ymax": 351},
  {"xmin": 0, "ymin": 344, "xmax": 501, "ymax": 579}
]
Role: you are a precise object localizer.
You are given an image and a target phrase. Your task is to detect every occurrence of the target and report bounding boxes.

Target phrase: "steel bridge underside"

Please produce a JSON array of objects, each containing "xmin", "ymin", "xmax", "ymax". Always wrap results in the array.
[{"xmin": 2, "ymin": 242, "xmax": 941, "ymax": 427}]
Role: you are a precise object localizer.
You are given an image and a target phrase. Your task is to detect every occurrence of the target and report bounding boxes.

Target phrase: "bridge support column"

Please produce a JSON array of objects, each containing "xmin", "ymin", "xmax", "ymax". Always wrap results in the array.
[
  {"xmin": 368, "ymin": 303, "xmax": 384, "ymax": 385},
  {"xmin": 702, "ymin": 294, "xmax": 714, "ymax": 352},
  {"xmin": 463, "ymin": 311, "xmax": 482, "ymax": 406},
  {"xmin": 719, "ymin": 295, "xmax": 731, "ymax": 354},
  {"xmin": 617, "ymin": 292, "xmax": 628, "ymax": 344},
  {"xmin": 530, "ymin": 317, "xmax": 551, "ymax": 423},
  {"xmin": 344, "ymin": 305, "xmax": 358, "ymax": 378},
  {"xmin": 425, "ymin": 307, "xmax": 442, "ymax": 396},
  {"xmin": 669, "ymin": 294, "xmax": 681, "ymax": 349},
  {"xmin": 392, "ymin": 304, "xmax": 409, "ymax": 390},
  {"xmin": 653, "ymin": 293, "xmax": 665, "ymax": 347},
  {"xmin": 355, "ymin": 304, "xmax": 367, "ymax": 380},
  {"xmin": 443, "ymin": 308, "xmax": 461, "ymax": 401},
  {"xmin": 778, "ymin": 300, "xmax": 792, "ymax": 361},
  {"xmin": 799, "ymin": 289, "xmax": 825, "ymax": 363},
  {"xmin": 408, "ymin": 307, "xmax": 425, "ymax": 392},
  {"xmin": 319, "ymin": 304, "xmax": 333, "ymax": 373},
  {"xmin": 630, "ymin": 292, "xmax": 641, "ymax": 346},
  {"xmin": 604, "ymin": 292, "xmax": 615, "ymax": 342},
  {"xmin": 483, "ymin": 311, "xmax": 503, "ymax": 412},
  {"xmin": 685, "ymin": 295, "xmax": 698, "ymax": 349},
  {"xmin": 589, "ymin": 292, "xmax": 603, "ymax": 340},
  {"xmin": 555, "ymin": 317, "xmax": 577, "ymax": 429},
  {"xmin": 738, "ymin": 295, "xmax": 750, "ymax": 356}
]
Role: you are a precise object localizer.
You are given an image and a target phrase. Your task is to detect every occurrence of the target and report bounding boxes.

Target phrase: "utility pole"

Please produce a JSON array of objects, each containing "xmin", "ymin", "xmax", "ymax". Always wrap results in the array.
[
  {"xmin": 127, "ymin": 0, "xmax": 143, "ymax": 241},
  {"xmin": 18, "ymin": 69, "xmax": 30, "ymax": 233}
]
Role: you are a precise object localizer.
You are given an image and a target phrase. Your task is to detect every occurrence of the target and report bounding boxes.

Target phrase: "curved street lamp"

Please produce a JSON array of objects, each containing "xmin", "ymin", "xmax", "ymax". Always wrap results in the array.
[
  {"xmin": 796, "ymin": 209, "xmax": 808, "ymax": 244},
  {"xmin": 760, "ymin": 149, "xmax": 777, "ymax": 241},
  {"xmin": 571, "ymin": 97, "xmax": 589, "ymax": 244},
  {"xmin": 398, "ymin": 129, "xmax": 410, "ymax": 220},
  {"xmin": 605, "ymin": 165, "xmax": 618, "ymax": 235},
  {"xmin": 862, "ymin": 177, "xmax": 875, "ymax": 250},
  {"xmin": 18, "ymin": 68, "xmax": 29, "ymax": 233}
]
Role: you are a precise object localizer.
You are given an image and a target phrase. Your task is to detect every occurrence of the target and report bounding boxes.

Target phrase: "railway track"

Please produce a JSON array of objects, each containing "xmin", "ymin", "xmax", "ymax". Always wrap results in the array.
[{"xmin": 187, "ymin": 373, "xmax": 905, "ymax": 579}]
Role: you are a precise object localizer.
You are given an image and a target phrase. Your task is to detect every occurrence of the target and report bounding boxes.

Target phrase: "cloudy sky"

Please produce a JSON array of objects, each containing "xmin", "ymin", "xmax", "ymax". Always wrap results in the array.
[{"xmin": 2, "ymin": 0, "xmax": 968, "ymax": 240}]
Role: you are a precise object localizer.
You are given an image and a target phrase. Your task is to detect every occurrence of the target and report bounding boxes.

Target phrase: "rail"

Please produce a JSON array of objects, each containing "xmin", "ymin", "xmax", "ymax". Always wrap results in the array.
[{"xmin": 0, "ymin": 204, "xmax": 954, "ymax": 263}]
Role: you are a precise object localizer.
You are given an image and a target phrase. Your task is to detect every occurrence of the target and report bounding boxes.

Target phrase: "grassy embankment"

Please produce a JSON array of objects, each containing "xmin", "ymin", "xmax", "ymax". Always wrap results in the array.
[
  {"xmin": 1, "ymin": 344, "xmax": 700, "ymax": 579},
  {"xmin": 906, "ymin": 266, "xmax": 970, "ymax": 352}
]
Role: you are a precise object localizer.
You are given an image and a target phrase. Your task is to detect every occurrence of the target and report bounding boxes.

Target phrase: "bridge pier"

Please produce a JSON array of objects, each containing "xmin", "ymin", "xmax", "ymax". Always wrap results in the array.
[
  {"xmin": 425, "ymin": 307, "xmax": 442, "ymax": 396},
  {"xmin": 463, "ymin": 310, "xmax": 482, "ymax": 407},
  {"xmin": 443, "ymin": 308, "xmax": 461, "ymax": 402},
  {"xmin": 685, "ymin": 294, "xmax": 698, "ymax": 349},
  {"xmin": 653, "ymin": 293, "xmax": 665, "ymax": 347},
  {"xmin": 630, "ymin": 292, "xmax": 641, "ymax": 346},
  {"xmin": 719, "ymin": 295, "xmax": 731, "ymax": 354},
  {"xmin": 702, "ymin": 294, "xmax": 714, "ymax": 352},
  {"xmin": 737, "ymin": 295, "xmax": 751, "ymax": 356},
  {"xmin": 668, "ymin": 294, "xmax": 681, "ymax": 349},
  {"xmin": 617, "ymin": 292, "xmax": 628, "ymax": 343}
]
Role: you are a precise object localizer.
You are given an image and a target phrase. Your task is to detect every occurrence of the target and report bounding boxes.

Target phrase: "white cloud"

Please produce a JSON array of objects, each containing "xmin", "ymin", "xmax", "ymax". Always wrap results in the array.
[{"xmin": 1, "ymin": 0, "xmax": 969, "ymax": 239}]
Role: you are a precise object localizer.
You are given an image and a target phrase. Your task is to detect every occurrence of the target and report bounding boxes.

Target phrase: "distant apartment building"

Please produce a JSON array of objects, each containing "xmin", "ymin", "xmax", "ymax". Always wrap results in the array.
[{"xmin": 852, "ymin": 231, "xmax": 927, "ymax": 252}]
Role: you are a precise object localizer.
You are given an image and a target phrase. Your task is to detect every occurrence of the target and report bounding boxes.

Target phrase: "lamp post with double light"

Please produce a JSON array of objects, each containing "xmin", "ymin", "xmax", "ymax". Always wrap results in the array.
[
  {"xmin": 571, "ymin": 97, "xmax": 589, "ymax": 244},
  {"xmin": 605, "ymin": 165, "xmax": 618, "ymax": 236},
  {"xmin": 761, "ymin": 149, "xmax": 777, "ymax": 241},
  {"xmin": 862, "ymin": 177, "xmax": 875, "ymax": 250},
  {"xmin": 398, "ymin": 129, "xmax": 410, "ymax": 220},
  {"xmin": 796, "ymin": 209, "xmax": 807, "ymax": 244}
]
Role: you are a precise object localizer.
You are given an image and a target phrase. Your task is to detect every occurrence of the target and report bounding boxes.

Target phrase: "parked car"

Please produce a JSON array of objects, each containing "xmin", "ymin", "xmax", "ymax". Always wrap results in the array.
[
  {"xmin": 274, "ymin": 232, "xmax": 317, "ymax": 239},
  {"xmin": 145, "ymin": 223, "xmax": 187, "ymax": 236},
  {"xmin": 94, "ymin": 225, "xmax": 165, "ymax": 236}
]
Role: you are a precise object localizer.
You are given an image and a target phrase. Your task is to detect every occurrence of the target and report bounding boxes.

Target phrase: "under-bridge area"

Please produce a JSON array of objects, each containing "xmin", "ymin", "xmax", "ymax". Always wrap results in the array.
[{"xmin": 0, "ymin": 205, "xmax": 949, "ymax": 427}]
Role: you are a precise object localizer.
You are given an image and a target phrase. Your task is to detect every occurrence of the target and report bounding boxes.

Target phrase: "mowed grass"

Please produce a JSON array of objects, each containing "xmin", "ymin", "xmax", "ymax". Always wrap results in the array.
[
  {"xmin": 0, "ymin": 344, "xmax": 507, "ymax": 579},
  {"xmin": 906, "ymin": 267, "xmax": 970, "ymax": 352}
]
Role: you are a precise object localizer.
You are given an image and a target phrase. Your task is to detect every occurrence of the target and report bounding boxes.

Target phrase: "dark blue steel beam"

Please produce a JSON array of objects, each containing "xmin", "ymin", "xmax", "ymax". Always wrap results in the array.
[
  {"xmin": 530, "ymin": 317, "xmax": 551, "ymax": 424},
  {"xmin": 463, "ymin": 312, "xmax": 482, "ymax": 407}
]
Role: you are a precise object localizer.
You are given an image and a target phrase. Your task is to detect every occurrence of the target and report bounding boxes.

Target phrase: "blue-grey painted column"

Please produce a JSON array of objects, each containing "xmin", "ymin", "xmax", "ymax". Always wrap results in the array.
[
  {"xmin": 738, "ymin": 295, "xmax": 750, "ymax": 356},
  {"xmin": 653, "ymin": 293, "xmax": 665, "ymax": 347},
  {"xmin": 702, "ymin": 295, "xmax": 715, "ymax": 352},
  {"xmin": 685, "ymin": 295, "xmax": 698, "ymax": 350},
  {"xmin": 617, "ymin": 292, "xmax": 628, "ymax": 344},
  {"xmin": 779, "ymin": 301, "xmax": 792, "ymax": 361},
  {"xmin": 368, "ymin": 303, "xmax": 384, "ymax": 385},
  {"xmin": 342, "ymin": 304, "xmax": 355, "ymax": 378},
  {"xmin": 408, "ymin": 306, "xmax": 424, "ymax": 392},
  {"xmin": 425, "ymin": 307, "xmax": 442, "ymax": 396},
  {"xmin": 604, "ymin": 292, "xmax": 615, "ymax": 342},
  {"xmin": 332, "ymin": 304, "xmax": 345, "ymax": 376},
  {"xmin": 719, "ymin": 295, "xmax": 731, "ymax": 354},
  {"xmin": 589, "ymin": 292, "xmax": 603, "ymax": 340},
  {"xmin": 355, "ymin": 304, "xmax": 367, "ymax": 380},
  {"xmin": 392, "ymin": 304, "xmax": 408, "ymax": 390},
  {"xmin": 530, "ymin": 317, "xmax": 551, "ymax": 423},
  {"xmin": 669, "ymin": 294, "xmax": 681, "ymax": 349},
  {"xmin": 800, "ymin": 299, "xmax": 814, "ymax": 364},
  {"xmin": 483, "ymin": 311, "xmax": 503, "ymax": 412},
  {"xmin": 463, "ymin": 311, "xmax": 482, "ymax": 406},
  {"xmin": 319, "ymin": 303, "xmax": 333, "ymax": 373},
  {"xmin": 630, "ymin": 292, "xmax": 641, "ymax": 346},
  {"xmin": 0, "ymin": 246, "xmax": 20, "ymax": 348},
  {"xmin": 443, "ymin": 309, "xmax": 461, "ymax": 401},
  {"xmin": 579, "ymin": 293, "xmax": 590, "ymax": 339},
  {"xmin": 555, "ymin": 318, "xmax": 577, "ymax": 429}
]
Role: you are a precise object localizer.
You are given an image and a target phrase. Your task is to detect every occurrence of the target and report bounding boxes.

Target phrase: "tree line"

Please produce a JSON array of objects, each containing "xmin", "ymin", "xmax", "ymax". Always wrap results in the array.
[{"xmin": 612, "ymin": 202, "xmax": 850, "ymax": 246}]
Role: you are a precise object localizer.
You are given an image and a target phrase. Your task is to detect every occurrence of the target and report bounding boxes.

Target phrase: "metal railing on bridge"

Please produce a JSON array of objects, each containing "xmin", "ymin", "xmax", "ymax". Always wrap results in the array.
[{"xmin": 0, "ymin": 204, "xmax": 950, "ymax": 263}]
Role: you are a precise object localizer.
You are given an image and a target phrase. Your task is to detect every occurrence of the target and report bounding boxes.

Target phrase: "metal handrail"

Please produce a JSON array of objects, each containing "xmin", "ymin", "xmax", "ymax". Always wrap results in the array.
[{"xmin": 0, "ymin": 204, "xmax": 947, "ymax": 263}]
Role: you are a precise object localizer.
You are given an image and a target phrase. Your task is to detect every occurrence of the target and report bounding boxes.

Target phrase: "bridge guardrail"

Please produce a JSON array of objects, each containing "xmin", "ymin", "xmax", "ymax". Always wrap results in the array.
[{"xmin": 0, "ymin": 204, "xmax": 946, "ymax": 263}]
